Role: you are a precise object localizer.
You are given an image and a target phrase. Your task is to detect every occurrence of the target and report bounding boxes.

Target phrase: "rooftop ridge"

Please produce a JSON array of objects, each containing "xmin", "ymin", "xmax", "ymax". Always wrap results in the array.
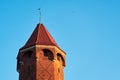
[{"xmin": 41, "ymin": 24, "xmax": 58, "ymax": 45}]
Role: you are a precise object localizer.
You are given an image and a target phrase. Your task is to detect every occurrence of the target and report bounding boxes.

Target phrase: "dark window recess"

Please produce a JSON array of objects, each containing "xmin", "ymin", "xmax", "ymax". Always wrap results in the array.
[
  {"xmin": 23, "ymin": 51, "xmax": 33, "ymax": 58},
  {"xmin": 43, "ymin": 49, "xmax": 54, "ymax": 61}
]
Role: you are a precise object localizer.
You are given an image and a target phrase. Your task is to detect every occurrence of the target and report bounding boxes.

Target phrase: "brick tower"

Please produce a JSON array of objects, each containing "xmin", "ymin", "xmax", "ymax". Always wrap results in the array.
[{"xmin": 17, "ymin": 23, "xmax": 66, "ymax": 80}]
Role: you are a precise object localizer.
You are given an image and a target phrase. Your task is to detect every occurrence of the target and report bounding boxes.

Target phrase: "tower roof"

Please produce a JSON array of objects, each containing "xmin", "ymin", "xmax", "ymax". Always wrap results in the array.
[{"xmin": 20, "ymin": 23, "xmax": 58, "ymax": 50}]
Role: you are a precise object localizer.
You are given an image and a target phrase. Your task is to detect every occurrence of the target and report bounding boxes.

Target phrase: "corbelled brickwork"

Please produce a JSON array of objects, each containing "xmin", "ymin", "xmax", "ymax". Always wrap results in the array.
[{"xmin": 17, "ymin": 23, "xmax": 66, "ymax": 80}]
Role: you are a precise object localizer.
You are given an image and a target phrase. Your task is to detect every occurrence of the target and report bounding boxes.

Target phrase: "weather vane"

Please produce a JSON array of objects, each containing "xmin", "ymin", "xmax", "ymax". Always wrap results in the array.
[{"xmin": 38, "ymin": 8, "xmax": 42, "ymax": 24}]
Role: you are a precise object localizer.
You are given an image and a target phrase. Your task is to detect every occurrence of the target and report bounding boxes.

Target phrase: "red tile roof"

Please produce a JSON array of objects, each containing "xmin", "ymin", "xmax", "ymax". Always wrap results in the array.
[{"xmin": 20, "ymin": 23, "xmax": 58, "ymax": 50}]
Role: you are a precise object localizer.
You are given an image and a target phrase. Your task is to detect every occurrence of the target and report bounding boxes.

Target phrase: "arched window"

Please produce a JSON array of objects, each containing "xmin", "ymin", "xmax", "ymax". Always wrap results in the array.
[
  {"xmin": 22, "ymin": 51, "xmax": 33, "ymax": 58},
  {"xmin": 57, "ymin": 53, "xmax": 65, "ymax": 66},
  {"xmin": 22, "ymin": 51, "xmax": 34, "ymax": 65},
  {"xmin": 43, "ymin": 49, "xmax": 54, "ymax": 61}
]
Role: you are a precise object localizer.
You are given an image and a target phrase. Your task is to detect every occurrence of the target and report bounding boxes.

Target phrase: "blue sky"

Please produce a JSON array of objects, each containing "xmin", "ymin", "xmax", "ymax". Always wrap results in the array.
[{"xmin": 0, "ymin": 0, "xmax": 120, "ymax": 80}]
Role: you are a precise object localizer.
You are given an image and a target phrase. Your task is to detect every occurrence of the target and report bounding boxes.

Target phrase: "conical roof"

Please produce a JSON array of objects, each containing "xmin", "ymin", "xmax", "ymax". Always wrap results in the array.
[{"xmin": 20, "ymin": 23, "xmax": 58, "ymax": 50}]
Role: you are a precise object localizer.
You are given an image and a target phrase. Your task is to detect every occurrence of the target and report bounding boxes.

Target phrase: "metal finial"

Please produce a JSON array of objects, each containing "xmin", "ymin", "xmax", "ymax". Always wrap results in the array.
[{"xmin": 38, "ymin": 8, "xmax": 42, "ymax": 24}]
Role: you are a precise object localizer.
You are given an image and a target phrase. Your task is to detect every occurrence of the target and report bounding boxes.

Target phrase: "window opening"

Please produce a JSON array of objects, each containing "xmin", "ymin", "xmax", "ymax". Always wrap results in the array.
[{"xmin": 43, "ymin": 49, "xmax": 54, "ymax": 61}]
